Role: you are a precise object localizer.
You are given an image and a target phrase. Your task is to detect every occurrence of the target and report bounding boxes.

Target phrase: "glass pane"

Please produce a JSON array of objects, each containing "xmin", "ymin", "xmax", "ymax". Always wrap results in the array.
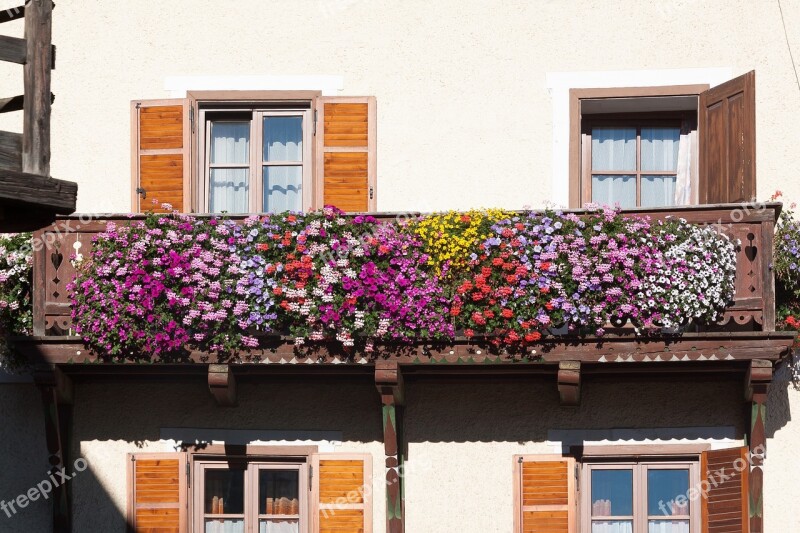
[
  {"xmin": 264, "ymin": 116, "xmax": 303, "ymax": 162},
  {"xmin": 204, "ymin": 468, "xmax": 245, "ymax": 514},
  {"xmin": 210, "ymin": 168, "xmax": 249, "ymax": 213},
  {"xmin": 260, "ymin": 520, "xmax": 300, "ymax": 533},
  {"xmin": 647, "ymin": 520, "xmax": 690, "ymax": 533},
  {"xmin": 263, "ymin": 166, "xmax": 302, "ymax": 213},
  {"xmin": 648, "ymin": 469, "xmax": 690, "ymax": 516},
  {"xmin": 205, "ymin": 519, "xmax": 245, "ymax": 533},
  {"xmin": 641, "ymin": 175, "xmax": 677, "ymax": 207},
  {"xmin": 259, "ymin": 469, "xmax": 300, "ymax": 516},
  {"xmin": 591, "ymin": 469, "xmax": 633, "ymax": 517},
  {"xmin": 591, "ymin": 175, "xmax": 636, "ymax": 208},
  {"xmin": 591, "ymin": 127, "xmax": 636, "ymax": 171},
  {"xmin": 641, "ymin": 127, "xmax": 680, "ymax": 171},
  {"xmin": 591, "ymin": 521, "xmax": 633, "ymax": 533},
  {"xmin": 211, "ymin": 122, "xmax": 250, "ymax": 165}
]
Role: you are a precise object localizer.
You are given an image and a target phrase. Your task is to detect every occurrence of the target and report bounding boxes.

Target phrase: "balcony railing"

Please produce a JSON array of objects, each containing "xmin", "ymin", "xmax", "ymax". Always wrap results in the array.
[{"xmin": 30, "ymin": 203, "xmax": 779, "ymax": 339}]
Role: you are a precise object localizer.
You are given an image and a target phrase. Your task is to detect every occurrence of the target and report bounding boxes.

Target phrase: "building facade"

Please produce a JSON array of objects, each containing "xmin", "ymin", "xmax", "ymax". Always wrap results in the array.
[{"xmin": 0, "ymin": 1, "xmax": 799, "ymax": 532}]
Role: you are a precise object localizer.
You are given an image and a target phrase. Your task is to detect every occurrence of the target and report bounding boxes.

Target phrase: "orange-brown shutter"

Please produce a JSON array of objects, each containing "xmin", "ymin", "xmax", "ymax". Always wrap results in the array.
[
  {"xmin": 311, "ymin": 453, "xmax": 372, "ymax": 533},
  {"xmin": 131, "ymin": 99, "xmax": 192, "ymax": 213},
  {"xmin": 127, "ymin": 453, "xmax": 187, "ymax": 533},
  {"xmin": 701, "ymin": 446, "xmax": 750, "ymax": 533},
  {"xmin": 699, "ymin": 71, "xmax": 756, "ymax": 204},
  {"xmin": 514, "ymin": 455, "xmax": 576, "ymax": 533},
  {"xmin": 315, "ymin": 97, "xmax": 376, "ymax": 212}
]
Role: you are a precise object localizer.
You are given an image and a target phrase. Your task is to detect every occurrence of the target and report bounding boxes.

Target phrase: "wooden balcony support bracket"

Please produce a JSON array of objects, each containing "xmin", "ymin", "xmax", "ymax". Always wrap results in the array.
[
  {"xmin": 375, "ymin": 361, "xmax": 405, "ymax": 533},
  {"xmin": 33, "ymin": 365, "xmax": 73, "ymax": 533},
  {"xmin": 557, "ymin": 360, "xmax": 581, "ymax": 406},
  {"xmin": 208, "ymin": 364, "xmax": 236, "ymax": 407},
  {"xmin": 745, "ymin": 359, "xmax": 772, "ymax": 533}
]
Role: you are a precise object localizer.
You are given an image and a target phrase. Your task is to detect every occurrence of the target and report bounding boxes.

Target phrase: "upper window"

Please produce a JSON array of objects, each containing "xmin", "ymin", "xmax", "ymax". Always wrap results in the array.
[
  {"xmin": 568, "ymin": 72, "xmax": 756, "ymax": 209},
  {"xmin": 583, "ymin": 114, "xmax": 692, "ymax": 209},
  {"xmin": 202, "ymin": 108, "xmax": 312, "ymax": 213},
  {"xmin": 131, "ymin": 93, "xmax": 377, "ymax": 215}
]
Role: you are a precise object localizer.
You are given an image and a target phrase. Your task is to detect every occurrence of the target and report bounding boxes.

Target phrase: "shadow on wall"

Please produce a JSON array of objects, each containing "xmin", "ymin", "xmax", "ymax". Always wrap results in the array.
[{"xmin": 766, "ymin": 355, "xmax": 796, "ymax": 438}]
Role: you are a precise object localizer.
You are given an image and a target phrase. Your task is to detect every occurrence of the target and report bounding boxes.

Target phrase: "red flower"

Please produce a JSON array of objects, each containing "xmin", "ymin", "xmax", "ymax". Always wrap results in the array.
[
  {"xmin": 481, "ymin": 266, "xmax": 493, "ymax": 278},
  {"xmin": 541, "ymin": 262, "xmax": 551, "ymax": 271},
  {"xmin": 471, "ymin": 312, "xmax": 486, "ymax": 325},
  {"xmin": 450, "ymin": 306, "xmax": 461, "ymax": 317},
  {"xmin": 484, "ymin": 310, "xmax": 495, "ymax": 319},
  {"xmin": 287, "ymin": 215, "xmax": 297, "ymax": 223},
  {"xmin": 464, "ymin": 328, "xmax": 475, "ymax": 337},
  {"xmin": 545, "ymin": 301, "xmax": 554, "ymax": 311},
  {"xmin": 492, "ymin": 257, "xmax": 504, "ymax": 267},
  {"xmin": 256, "ymin": 243, "xmax": 269, "ymax": 251},
  {"xmin": 501, "ymin": 308, "xmax": 513, "ymax": 318},
  {"xmin": 524, "ymin": 331, "xmax": 542, "ymax": 343}
]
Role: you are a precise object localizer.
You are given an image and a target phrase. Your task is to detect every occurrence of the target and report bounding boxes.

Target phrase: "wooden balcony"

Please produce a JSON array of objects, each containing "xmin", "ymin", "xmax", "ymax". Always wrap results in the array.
[{"xmin": 17, "ymin": 202, "xmax": 796, "ymax": 368}]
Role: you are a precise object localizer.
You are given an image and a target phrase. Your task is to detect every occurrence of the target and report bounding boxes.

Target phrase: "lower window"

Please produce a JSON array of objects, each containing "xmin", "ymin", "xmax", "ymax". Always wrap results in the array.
[
  {"xmin": 196, "ymin": 459, "xmax": 308, "ymax": 533},
  {"xmin": 583, "ymin": 460, "xmax": 698, "ymax": 533}
]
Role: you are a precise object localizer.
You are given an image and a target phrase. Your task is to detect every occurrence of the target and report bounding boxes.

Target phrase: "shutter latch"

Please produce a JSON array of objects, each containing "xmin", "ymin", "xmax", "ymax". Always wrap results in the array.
[
  {"xmin": 313, "ymin": 109, "xmax": 318, "ymax": 136},
  {"xmin": 186, "ymin": 461, "xmax": 191, "ymax": 488},
  {"xmin": 369, "ymin": 186, "xmax": 374, "ymax": 200},
  {"xmin": 309, "ymin": 465, "xmax": 313, "ymax": 491},
  {"xmin": 136, "ymin": 187, "xmax": 146, "ymax": 199}
]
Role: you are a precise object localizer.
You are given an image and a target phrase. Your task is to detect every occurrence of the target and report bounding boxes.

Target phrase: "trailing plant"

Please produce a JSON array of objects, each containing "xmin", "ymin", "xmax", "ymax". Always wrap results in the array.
[{"xmin": 0, "ymin": 233, "xmax": 32, "ymax": 367}]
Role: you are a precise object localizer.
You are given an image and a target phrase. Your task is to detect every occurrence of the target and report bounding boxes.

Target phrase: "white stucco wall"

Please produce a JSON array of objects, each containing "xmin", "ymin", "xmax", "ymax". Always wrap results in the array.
[{"xmin": 0, "ymin": 0, "xmax": 798, "ymax": 212}]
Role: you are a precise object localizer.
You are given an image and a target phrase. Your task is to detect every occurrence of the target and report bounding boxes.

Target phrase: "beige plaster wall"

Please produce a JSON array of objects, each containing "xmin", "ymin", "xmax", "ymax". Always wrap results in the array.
[{"xmin": 0, "ymin": 1, "xmax": 798, "ymax": 212}]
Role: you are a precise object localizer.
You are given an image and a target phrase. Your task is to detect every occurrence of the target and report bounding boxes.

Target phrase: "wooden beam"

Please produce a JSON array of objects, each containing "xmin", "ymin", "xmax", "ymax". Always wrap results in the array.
[
  {"xmin": 22, "ymin": 0, "xmax": 52, "ymax": 176},
  {"xmin": 0, "ymin": 168, "xmax": 77, "ymax": 212},
  {"xmin": 557, "ymin": 360, "xmax": 581, "ymax": 406},
  {"xmin": 34, "ymin": 366, "xmax": 72, "ymax": 533},
  {"xmin": 13, "ymin": 332, "xmax": 795, "ymax": 366},
  {"xmin": 0, "ymin": 93, "xmax": 55, "ymax": 114},
  {"xmin": 208, "ymin": 364, "xmax": 236, "ymax": 406},
  {"xmin": 0, "ymin": 5, "xmax": 25, "ymax": 24},
  {"xmin": 375, "ymin": 361, "xmax": 404, "ymax": 533},
  {"xmin": 0, "ymin": 130, "xmax": 21, "ymax": 171},
  {"xmin": 0, "ymin": 34, "xmax": 26, "ymax": 64},
  {"xmin": 746, "ymin": 359, "xmax": 771, "ymax": 533}
]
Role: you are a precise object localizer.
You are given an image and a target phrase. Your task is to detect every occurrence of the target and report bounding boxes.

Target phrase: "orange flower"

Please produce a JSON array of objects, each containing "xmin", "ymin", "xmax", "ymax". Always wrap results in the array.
[{"xmin": 524, "ymin": 331, "xmax": 542, "ymax": 343}]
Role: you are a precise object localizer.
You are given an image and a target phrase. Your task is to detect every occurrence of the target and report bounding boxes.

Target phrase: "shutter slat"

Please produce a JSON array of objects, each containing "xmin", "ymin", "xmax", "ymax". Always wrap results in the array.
[
  {"xmin": 128, "ymin": 453, "xmax": 187, "ymax": 533},
  {"xmin": 702, "ymin": 446, "xmax": 749, "ymax": 533},
  {"xmin": 132, "ymin": 100, "xmax": 191, "ymax": 213},
  {"xmin": 316, "ymin": 97, "xmax": 376, "ymax": 212}
]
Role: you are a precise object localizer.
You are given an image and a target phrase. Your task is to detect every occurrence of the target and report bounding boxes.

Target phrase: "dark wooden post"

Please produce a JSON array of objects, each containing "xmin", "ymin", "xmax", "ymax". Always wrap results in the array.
[
  {"xmin": 375, "ymin": 361, "xmax": 404, "ymax": 533},
  {"xmin": 22, "ymin": 0, "xmax": 52, "ymax": 176},
  {"xmin": 34, "ymin": 366, "xmax": 73, "ymax": 533},
  {"xmin": 745, "ymin": 359, "xmax": 772, "ymax": 533}
]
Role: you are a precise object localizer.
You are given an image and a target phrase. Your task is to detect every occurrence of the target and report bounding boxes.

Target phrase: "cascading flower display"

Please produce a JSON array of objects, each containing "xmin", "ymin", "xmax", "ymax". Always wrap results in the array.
[
  {"xmin": 62, "ymin": 205, "xmax": 739, "ymax": 359},
  {"xmin": 69, "ymin": 208, "xmax": 257, "ymax": 360},
  {"xmin": 0, "ymin": 233, "xmax": 32, "ymax": 365}
]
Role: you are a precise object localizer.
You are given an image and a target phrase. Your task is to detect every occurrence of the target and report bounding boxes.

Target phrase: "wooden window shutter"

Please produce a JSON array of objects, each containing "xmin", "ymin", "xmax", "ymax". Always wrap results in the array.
[
  {"xmin": 311, "ymin": 453, "xmax": 372, "ymax": 533},
  {"xmin": 127, "ymin": 452, "xmax": 188, "ymax": 533},
  {"xmin": 699, "ymin": 70, "xmax": 756, "ymax": 204},
  {"xmin": 701, "ymin": 446, "xmax": 750, "ymax": 533},
  {"xmin": 131, "ymin": 99, "xmax": 192, "ymax": 213},
  {"xmin": 513, "ymin": 455, "xmax": 576, "ymax": 533},
  {"xmin": 315, "ymin": 97, "xmax": 377, "ymax": 212}
]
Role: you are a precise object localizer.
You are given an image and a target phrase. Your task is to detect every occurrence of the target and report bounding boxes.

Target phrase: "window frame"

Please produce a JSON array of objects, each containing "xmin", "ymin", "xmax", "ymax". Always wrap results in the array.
[
  {"xmin": 580, "ymin": 457, "xmax": 701, "ymax": 533},
  {"xmin": 187, "ymin": 90, "xmax": 322, "ymax": 214},
  {"xmin": 193, "ymin": 456, "xmax": 310, "ymax": 533},
  {"xmin": 568, "ymin": 84, "xmax": 709, "ymax": 209},
  {"xmin": 581, "ymin": 112, "xmax": 688, "ymax": 208}
]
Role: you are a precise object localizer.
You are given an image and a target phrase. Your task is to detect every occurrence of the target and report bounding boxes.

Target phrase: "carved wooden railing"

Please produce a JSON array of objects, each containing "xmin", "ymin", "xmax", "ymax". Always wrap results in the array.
[{"xmin": 31, "ymin": 203, "xmax": 779, "ymax": 337}]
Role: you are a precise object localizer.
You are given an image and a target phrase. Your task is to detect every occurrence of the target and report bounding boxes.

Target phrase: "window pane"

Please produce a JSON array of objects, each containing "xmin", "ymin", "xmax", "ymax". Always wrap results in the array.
[
  {"xmin": 591, "ymin": 469, "xmax": 633, "ymax": 517},
  {"xmin": 259, "ymin": 469, "xmax": 300, "ymax": 516},
  {"xmin": 260, "ymin": 520, "xmax": 300, "ymax": 533},
  {"xmin": 591, "ymin": 521, "xmax": 633, "ymax": 533},
  {"xmin": 648, "ymin": 469, "xmax": 690, "ymax": 516},
  {"xmin": 591, "ymin": 128, "xmax": 636, "ymax": 171},
  {"xmin": 263, "ymin": 166, "xmax": 302, "ymax": 213},
  {"xmin": 264, "ymin": 116, "xmax": 303, "ymax": 162},
  {"xmin": 592, "ymin": 175, "xmax": 636, "ymax": 208},
  {"xmin": 211, "ymin": 122, "xmax": 250, "ymax": 165},
  {"xmin": 641, "ymin": 127, "xmax": 680, "ymax": 171},
  {"xmin": 205, "ymin": 519, "xmax": 245, "ymax": 533},
  {"xmin": 204, "ymin": 468, "xmax": 245, "ymax": 514},
  {"xmin": 641, "ymin": 175, "xmax": 677, "ymax": 207},
  {"xmin": 210, "ymin": 168, "xmax": 249, "ymax": 213},
  {"xmin": 647, "ymin": 520, "xmax": 690, "ymax": 533}
]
